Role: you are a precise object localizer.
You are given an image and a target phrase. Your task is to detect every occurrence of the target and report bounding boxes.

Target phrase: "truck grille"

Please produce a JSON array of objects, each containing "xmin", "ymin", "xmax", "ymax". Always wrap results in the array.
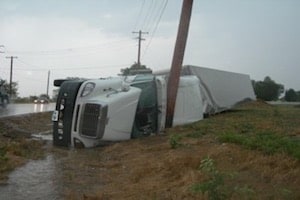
[{"xmin": 80, "ymin": 103, "xmax": 108, "ymax": 138}]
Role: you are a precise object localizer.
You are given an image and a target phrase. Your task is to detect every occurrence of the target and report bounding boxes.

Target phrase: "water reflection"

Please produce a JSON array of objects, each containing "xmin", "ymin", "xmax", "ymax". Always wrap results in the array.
[
  {"xmin": 34, "ymin": 104, "xmax": 45, "ymax": 112},
  {"xmin": 0, "ymin": 103, "xmax": 55, "ymax": 117},
  {"xmin": 0, "ymin": 155, "xmax": 61, "ymax": 200}
]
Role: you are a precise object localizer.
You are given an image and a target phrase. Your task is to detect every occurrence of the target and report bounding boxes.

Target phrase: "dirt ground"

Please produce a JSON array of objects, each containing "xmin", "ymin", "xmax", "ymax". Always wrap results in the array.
[{"xmin": 0, "ymin": 102, "xmax": 300, "ymax": 199}]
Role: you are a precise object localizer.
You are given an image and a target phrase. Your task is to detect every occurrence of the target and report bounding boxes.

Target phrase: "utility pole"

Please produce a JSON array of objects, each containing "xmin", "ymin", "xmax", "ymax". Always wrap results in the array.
[
  {"xmin": 165, "ymin": 0, "xmax": 193, "ymax": 128},
  {"xmin": 6, "ymin": 56, "xmax": 18, "ymax": 97},
  {"xmin": 132, "ymin": 30, "xmax": 148, "ymax": 67},
  {"xmin": 46, "ymin": 70, "xmax": 50, "ymax": 97},
  {"xmin": 0, "ymin": 45, "xmax": 4, "ymax": 68}
]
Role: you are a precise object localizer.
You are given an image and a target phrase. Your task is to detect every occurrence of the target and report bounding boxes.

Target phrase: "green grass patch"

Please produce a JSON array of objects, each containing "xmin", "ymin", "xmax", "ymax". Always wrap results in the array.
[
  {"xmin": 218, "ymin": 132, "xmax": 300, "ymax": 159},
  {"xmin": 175, "ymin": 102, "xmax": 300, "ymax": 160}
]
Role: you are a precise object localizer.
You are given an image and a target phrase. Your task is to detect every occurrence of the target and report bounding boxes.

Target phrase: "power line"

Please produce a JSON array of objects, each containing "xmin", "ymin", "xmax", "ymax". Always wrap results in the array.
[
  {"xmin": 142, "ymin": 0, "xmax": 169, "ymax": 58},
  {"xmin": 132, "ymin": 0, "xmax": 146, "ymax": 31},
  {"xmin": 16, "ymin": 59, "xmax": 44, "ymax": 70},
  {"xmin": 140, "ymin": 0, "xmax": 154, "ymax": 30}
]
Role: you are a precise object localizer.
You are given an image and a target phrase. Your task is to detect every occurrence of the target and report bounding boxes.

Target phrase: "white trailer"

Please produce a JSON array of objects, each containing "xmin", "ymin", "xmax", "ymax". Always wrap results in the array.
[{"xmin": 181, "ymin": 65, "xmax": 256, "ymax": 114}]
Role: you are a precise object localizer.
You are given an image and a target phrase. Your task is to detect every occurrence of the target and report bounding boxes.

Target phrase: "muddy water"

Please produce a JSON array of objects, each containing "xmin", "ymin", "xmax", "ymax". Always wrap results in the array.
[{"xmin": 0, "ymin": 154, "xmax": 62, "ymax": 200}]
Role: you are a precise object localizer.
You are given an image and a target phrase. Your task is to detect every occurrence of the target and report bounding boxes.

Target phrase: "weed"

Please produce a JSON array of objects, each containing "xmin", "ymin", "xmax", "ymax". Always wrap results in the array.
[
  {"xmin": 191, "ymin": 156, "xmax": 228, "ymax": 200},
  {"xmin": 191, "ymin": 157, "xmax": 256, "ymax": 199},
  {"xmin": 169, "ymin": 133, "xmax": 183, "ymax": 149}
]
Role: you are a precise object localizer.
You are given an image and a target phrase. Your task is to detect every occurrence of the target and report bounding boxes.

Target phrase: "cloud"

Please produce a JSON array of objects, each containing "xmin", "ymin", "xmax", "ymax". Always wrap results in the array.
[
  {"xmin": 0, "ymin": 15, "xmax": 140, "ymax": 96},
  {"xmin": 102, "ymin": 14, "xmax": 112, "ymax": 19},
  {"xmin": 1, "ymin": 1, "xmax": 20, "ymax": 12}
]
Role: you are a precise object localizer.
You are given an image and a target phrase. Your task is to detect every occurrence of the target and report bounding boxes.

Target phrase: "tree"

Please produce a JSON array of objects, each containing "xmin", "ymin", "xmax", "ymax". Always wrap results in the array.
[
  {"xmin": 0, "ymin": 78, "xmax": 18, "ymax": 97},
  {"xmin": 285, "ymin": 89, "xmax": 300, "ymax": 102},
  {"xmin": 120, "ymin": 62, "xmax": 152, "ymax": 76},
  {"xmin": 252, "ymin": 76, "xmax": 284, "ymax": 101}
]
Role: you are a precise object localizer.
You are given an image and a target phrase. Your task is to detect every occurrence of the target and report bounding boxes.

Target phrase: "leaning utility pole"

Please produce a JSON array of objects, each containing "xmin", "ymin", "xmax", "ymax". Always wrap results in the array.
[
  {"xmin": 165, "ymin": 0, "xmax": 193, "ymax": 128},
  {"xmin": 132, "ymin": 30, "xmax": 148, "ymax": 67},
  {"xmin": 5, "ymin": 56, "xmax": 18, "ymax": 97}
]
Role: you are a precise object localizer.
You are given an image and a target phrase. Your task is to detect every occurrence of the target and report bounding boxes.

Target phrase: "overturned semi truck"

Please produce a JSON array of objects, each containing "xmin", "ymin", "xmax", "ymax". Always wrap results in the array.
[{"xmin": 52, "ymin": 65, "xmax": 256, "ymax": 148}]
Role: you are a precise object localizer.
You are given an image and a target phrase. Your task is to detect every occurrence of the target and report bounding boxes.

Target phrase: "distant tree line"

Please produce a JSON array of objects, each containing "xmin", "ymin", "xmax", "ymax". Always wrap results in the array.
[
  {"xmin": 285, "ymin": 89, "xmax": 300, "ymax": 102},
  {"xmin": 120, "ymin": 63, "xmax": 152, "ymax": 76},
  {"xmin": 252, "ymin": 76, "xmax": 300, "ymax": 102}
]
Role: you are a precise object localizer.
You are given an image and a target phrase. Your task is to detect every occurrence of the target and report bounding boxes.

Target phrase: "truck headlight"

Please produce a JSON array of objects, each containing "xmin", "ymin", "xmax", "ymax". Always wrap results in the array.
[{"xmin": 81, "ymin": 82, "xmax": 95, "ymax": 97}]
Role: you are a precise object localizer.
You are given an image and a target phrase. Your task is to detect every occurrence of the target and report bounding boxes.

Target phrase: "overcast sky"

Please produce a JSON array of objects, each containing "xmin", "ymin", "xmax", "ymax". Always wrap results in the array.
[{"xmin": 0, "ymin": 0, "xmax": 299, "ymax": 97}]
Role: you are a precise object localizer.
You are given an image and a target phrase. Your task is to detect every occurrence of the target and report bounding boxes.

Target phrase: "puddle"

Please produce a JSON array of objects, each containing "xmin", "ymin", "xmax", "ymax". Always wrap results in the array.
[
  {"xmin": 0, "ymin": 103, "xmax": 55, "ymax": 118},
  {"xmin": 0, "ymin": 155, "xmax": 62, "ymax": 200},
  {"xmin": 32, "ymin": 131, "xmax": 53, "ymax": 141}
]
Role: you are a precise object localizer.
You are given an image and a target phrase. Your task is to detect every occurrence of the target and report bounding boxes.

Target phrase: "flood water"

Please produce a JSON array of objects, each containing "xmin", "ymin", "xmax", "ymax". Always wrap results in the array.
[
  {"xmin": 0, "ymin": 154, "xmax": 62, "ymax": 200},
  {"xmin": 0, "ymin": 103, "xmax": 55, "ymax": 118},
  {"xmin": 0, "ymin": 103, "xmax": 63, "ymax": 199}
]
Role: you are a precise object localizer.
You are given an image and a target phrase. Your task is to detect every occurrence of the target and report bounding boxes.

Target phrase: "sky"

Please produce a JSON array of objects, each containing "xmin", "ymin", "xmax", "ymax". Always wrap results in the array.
[{"xmin": 0, "ymin": 0, "xmax": 299, "ymax": 97}]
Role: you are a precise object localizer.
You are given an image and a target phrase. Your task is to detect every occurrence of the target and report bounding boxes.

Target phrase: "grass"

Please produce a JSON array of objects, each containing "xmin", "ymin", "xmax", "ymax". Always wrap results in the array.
[
  {"xmin": 47, "ymin": 101, "xmax": 300, "ymax": 199},
  {"xmin": 219, "ymin": 131, "xmax": 300, "ymax": 159},
  {"xmin": 174, "ymin": 102, "xmax": 300, "ymax": 160}
]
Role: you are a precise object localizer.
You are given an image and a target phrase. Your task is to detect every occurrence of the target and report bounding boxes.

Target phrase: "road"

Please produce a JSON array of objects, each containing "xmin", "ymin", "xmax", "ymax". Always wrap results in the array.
[{"xmin": 0, "ymin": 103, "xmax": 55, "ymax": 118}]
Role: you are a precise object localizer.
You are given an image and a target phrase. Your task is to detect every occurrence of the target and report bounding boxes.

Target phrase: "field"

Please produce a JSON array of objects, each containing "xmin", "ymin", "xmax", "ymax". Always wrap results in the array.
[{"xmin": 0, "ymin": 101, "xmax": 299, "ymax": 199}]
